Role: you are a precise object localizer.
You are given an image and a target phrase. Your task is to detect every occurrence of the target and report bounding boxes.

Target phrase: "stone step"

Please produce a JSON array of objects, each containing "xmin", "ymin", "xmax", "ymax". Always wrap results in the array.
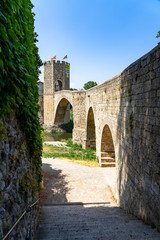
[
  {"xmin": 35, "ymin": 204, "xmax": 160, "ymax": 240},
  {"xmin": 101, "ymin": 162, "xmax": 116, "ymax": 167},
  {"xmin": 101, "ymin": 152, "xmax": 115, "ymax": 158},
  {"xmin": 101, "ymin": 157, "xmax": 115, "ymax": 163}
]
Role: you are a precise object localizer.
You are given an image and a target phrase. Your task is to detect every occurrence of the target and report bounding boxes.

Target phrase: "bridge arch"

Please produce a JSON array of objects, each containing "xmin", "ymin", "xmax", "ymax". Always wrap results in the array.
[
  {"xmin": 86, "ymin": 107, "xmax": 96, "ymax": 149},
  {"xmin": 54, "ymin": 97, "xmax": 72, "ymax": 125},
  {"xmin": 100, "ymin": 124, "xmax": 116, "ymax": 167}
]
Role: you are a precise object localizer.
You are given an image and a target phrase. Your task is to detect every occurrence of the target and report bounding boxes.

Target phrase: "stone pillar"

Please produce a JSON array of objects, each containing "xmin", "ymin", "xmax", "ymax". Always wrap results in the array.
[{"xmin": 43, "ymin": 61, "xmax": 54, "ymax": 126}]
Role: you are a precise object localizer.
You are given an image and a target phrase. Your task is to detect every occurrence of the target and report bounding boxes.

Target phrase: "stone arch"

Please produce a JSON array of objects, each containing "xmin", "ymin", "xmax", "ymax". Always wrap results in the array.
[
  {"xmin": 86, "ymin": 107, "xmax": 96, "ymax": 149},
  {"xmin": 54, "ymin": 98, "xmax": 72, "ymax": 125},
  {"xmin": 100, "ymin": 124, "xmax": 116, "ymax": 167},
  {"xmin": 55, "ymin": 80, "xmax": 62, "ymax": 91}
]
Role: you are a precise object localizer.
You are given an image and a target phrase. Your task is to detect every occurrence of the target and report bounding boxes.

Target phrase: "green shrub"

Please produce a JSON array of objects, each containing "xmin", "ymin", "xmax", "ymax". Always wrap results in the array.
[{"xmin": 60, "ymin": 120, "xmax": 73, "ymax": 133}]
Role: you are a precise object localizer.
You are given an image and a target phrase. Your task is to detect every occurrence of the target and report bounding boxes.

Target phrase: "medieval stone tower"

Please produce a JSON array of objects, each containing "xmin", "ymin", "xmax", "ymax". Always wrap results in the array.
[{"xmin": 43, "ymin": 60, "xmax": 70, "ymax": 126}]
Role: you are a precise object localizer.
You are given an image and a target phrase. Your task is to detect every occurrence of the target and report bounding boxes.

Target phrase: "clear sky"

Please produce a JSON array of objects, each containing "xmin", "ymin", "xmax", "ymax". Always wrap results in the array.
[{"xmin": 32, "ymin": 0, "xmax": 160, "ymax": 89}]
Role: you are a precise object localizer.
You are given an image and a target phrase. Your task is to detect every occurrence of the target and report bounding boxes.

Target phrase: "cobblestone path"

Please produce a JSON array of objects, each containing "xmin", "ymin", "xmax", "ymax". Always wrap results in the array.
[{"xmin": 35, "ymin": 158, "xmax": 160, "ymax": 240}]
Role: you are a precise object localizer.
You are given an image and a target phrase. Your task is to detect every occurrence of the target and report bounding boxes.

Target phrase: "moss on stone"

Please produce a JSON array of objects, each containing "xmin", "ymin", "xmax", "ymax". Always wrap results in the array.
[
  {"xmin": 0, "ymin": 124, "xmax": 7, "ymax": 141},
  {"xmin": 128, "ymin": 111, "xmax": 134, "ymax": 130}
]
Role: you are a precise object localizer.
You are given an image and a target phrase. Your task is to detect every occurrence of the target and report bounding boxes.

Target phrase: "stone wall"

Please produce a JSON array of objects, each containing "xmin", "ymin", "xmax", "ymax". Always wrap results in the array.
[
  {"xmin": 0, "ymin": 114, "xmax": 39, "ymax": 239},
  {"xmin": 43, "ymin": 61, "xmax": 54, "ymax": 126},
  {"xmin": 54, "ymin": 61, "xmax": 70, "ymax": 90},
  {"xmin": 116, "ymin": 45, "xmax": 160, "ymax": 231},
  {"xmin": 51, "ymin": 44, "xmax": 160, "ymax": 231},
  {"xmin": 85, "ymin": 44, "xmax": 160, "ymax": 231}
]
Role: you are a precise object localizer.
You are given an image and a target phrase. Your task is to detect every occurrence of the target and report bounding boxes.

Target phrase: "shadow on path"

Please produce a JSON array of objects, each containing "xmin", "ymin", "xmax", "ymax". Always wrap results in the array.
[{"xmin": 40, "ymin": 163, "xmax": 70, "ymax": 204}]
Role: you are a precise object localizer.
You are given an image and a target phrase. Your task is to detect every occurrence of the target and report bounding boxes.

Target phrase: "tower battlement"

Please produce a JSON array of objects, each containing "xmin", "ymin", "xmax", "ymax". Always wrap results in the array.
[
  {"xmin": 43, "ymin": 60, "xmax": 69, "ymax": 65},
  {"xmin": 44, "ymin": 59, "xmax": 70, "ymax": 92}
]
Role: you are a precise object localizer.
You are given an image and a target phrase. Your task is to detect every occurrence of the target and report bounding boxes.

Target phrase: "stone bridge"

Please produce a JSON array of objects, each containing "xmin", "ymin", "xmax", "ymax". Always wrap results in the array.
[{"xmin": 39, "ymin": 45, "xmax": 160, "ymax": 231}]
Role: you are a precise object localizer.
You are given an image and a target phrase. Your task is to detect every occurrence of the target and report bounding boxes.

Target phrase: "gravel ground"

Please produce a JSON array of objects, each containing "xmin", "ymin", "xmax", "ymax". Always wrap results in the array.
[{"xmin": 40, "ymin": 157, "xmax": 117, "ymax": 204}]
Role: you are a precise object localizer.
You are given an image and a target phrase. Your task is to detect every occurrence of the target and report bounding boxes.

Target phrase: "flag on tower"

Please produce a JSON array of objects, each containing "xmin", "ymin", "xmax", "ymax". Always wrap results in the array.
[
  {"xmin": 51, "ymin": 55, "xmax": 56, "ymax": 60},
  {"xmin": 62, "ymin": 55, "xmax": 67, "ymax": 60}
]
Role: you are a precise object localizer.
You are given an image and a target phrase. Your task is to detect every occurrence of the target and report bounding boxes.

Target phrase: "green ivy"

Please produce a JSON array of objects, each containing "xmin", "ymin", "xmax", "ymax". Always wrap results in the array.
[{"xmin": 0, "ymin": 1, "xmax": 42, "ymax": 188}]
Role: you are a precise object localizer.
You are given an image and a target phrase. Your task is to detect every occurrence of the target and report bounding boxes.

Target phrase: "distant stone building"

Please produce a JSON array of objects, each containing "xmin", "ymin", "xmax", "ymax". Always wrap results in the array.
[{"xmin": 38, "ymin": 60, "xmax": 70, "ymax": 127}]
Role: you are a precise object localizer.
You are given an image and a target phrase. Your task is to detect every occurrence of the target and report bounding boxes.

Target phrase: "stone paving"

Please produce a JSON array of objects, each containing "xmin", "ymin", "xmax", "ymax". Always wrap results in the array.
[{"xmin": 35, "ymin": 158, "xmax": 160, "ymax": 240}]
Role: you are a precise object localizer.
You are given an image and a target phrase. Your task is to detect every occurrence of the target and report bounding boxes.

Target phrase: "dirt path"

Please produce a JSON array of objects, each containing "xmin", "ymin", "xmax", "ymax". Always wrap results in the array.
[
  {"xmin": 36, "ymin": 157, "xmax": 160, "ymax": 240},
  {"xmin": 40, "ymin": 157, "xmax": 116, "ymax": 204}
]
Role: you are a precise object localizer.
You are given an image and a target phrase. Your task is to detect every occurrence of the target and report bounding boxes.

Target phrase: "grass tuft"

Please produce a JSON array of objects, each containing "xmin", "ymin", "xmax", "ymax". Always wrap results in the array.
[{"xmin": 42, "ymin": 139, "xmax": 97, "ymax": 164}]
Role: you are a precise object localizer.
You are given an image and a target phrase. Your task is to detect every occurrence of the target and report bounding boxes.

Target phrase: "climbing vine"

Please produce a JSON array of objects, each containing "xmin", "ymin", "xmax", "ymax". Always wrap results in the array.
[{"xmin": 0, "ymin": 1, "xmax": 42, "ymax": 187}]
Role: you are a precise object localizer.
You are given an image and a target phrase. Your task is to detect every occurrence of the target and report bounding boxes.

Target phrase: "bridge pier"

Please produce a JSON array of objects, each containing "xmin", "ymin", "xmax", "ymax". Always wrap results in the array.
[
  {"xmin": 85, "ymin": 139, "xmax": 96, "ymax": 149},
  {"xmin": 72, "ymin": 128, "xmax": 87, "ymax": 148}
]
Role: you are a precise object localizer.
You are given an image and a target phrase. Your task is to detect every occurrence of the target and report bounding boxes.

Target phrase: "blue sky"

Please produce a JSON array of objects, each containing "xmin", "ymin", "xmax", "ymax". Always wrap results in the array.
[{"xmin": 32, "ymin": 0, "xmax": 160, "ymax": 89}]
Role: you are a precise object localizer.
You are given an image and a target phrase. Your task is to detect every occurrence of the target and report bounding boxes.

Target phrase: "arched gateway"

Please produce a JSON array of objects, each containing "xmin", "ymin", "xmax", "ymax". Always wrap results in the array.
[
  {"xmin": 54, "ymin": 98, "xmax": 71, "ymax": 125},
  {"xmin": 86, "ymin": 107, "xmax": 96, "ymax": 149},
  {"xmin": 100, "ymin": 124, "xmax": 116, "ymax": 167}
]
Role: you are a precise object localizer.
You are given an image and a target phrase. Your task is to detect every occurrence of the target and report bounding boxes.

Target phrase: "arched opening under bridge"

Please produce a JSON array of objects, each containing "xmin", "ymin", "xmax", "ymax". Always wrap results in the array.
[
  {"xmin": 101, "ymin": 124, "xmax": 115, "ymax": 167},
  {"xmin": 54, "ymin": 98, "xmax": 73, "ymax": 134},
  {"xmin": 86, "ymin": 107, "xmax": 96, "ymax": 149}
]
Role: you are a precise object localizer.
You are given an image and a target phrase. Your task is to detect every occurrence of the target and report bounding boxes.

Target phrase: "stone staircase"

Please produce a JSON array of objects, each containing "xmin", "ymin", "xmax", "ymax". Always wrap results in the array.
[
  {"xmin": 100, "ymin": 151, "xmax": 116, "ymax": 167},
  {"xmin": 36, "ymin": 203, "xmax": 160, "ymax": 240}
]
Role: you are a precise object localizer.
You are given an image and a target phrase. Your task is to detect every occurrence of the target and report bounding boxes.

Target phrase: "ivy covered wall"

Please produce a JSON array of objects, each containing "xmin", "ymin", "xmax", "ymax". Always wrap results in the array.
[
  {"xmin": 0, "ymin": 0, "xmax": 42, "ymax": 183},
  {"xmin": 0, "ymin": 0, "xmax": 42, "ymax": 238}
]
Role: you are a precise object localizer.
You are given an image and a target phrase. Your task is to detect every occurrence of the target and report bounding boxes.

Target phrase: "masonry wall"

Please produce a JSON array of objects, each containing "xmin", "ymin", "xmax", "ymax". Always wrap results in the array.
[
  {"xmin": 54, "ymin": 61, "xmax": 70, "ymax": 90},
  {"xmin": 43, "ymin": 60, "xmax": 70, "ymax": 127},
  {"xmin": 43, "ymin": 61, "xmax": 54, "ymax": 126},
  {"xmin": 84, "ymin": 44, "xmax": 160, "ymax": 231},
  {"xmin": 116, "ymin": 45, "xmax": 160, "ymax": 231},
  {"xmin": 0, "ymin": 114, "xmax": 39, "ymax": 239},
  {"xmin": 72, "ymin": 91, "xmax": 87, "ymax": 148}
]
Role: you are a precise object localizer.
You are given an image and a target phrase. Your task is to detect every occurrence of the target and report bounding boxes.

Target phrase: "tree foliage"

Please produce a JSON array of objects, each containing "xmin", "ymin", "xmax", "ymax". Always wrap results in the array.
[
  {"xmin": 70, "ymin": 88, "xmax": 78, "ymax": 91},
  {"xmin": 0, "ymin": 0, "xmax": 42, "ymax": 187},
  {"xmin": 156, "ymin": 31, "xmax": 160, "ymax": 38},
  {"xmin": 83, "ymin": 81, "xmax": 98, "ymax": 90}
]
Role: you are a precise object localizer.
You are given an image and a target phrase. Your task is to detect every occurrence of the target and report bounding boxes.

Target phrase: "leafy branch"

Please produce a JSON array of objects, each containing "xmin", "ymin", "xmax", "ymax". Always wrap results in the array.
[{"xmin": 156, "ymin": 31, "xmax": 160, "ymax": 38}]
